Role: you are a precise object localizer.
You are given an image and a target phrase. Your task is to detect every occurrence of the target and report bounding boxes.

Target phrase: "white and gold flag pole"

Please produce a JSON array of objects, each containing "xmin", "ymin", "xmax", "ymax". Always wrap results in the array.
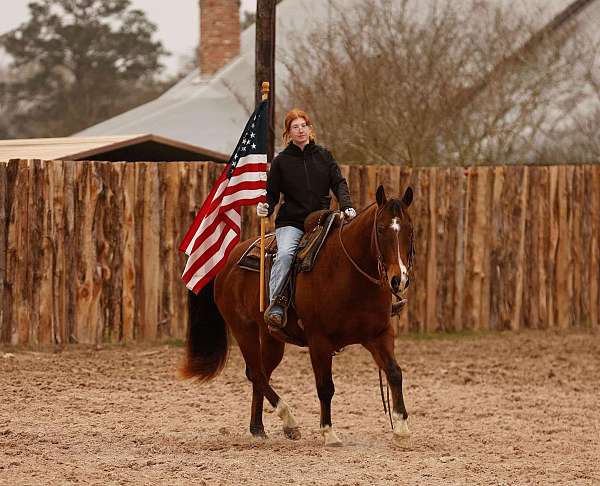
[{"xmin": 259, "ymin": 81, "xmax": 269, "ymax": 312}]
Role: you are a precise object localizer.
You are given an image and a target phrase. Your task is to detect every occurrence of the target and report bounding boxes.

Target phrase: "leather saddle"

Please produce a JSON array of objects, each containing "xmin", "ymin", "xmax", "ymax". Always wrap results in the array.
[{"xmin": 237, "ymin": 209, "xmax": 339, "ymax": 283}]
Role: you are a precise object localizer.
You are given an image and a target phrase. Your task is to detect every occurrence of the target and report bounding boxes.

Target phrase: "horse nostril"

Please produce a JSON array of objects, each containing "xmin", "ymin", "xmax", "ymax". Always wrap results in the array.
[{"xmin": 391, "ymin": 276, "xmax": 400, "ymax": 292}]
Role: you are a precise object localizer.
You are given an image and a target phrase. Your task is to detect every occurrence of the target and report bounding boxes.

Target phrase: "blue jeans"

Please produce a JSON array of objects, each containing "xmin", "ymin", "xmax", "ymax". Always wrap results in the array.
[{"xmin": 269, "ymin": 226, "xmax": 304, "ymax": 303}]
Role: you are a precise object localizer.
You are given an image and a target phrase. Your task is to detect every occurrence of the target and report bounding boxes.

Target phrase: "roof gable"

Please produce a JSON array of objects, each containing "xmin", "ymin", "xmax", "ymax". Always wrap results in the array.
[{"xmin": 0, "ymin": 134, "xmax": 228, "ymax": 162}]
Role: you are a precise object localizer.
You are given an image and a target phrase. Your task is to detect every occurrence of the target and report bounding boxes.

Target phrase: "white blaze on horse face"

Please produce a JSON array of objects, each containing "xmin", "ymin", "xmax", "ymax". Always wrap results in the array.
[
  {"xmin": 276, "ymin": 400, "xmax": 298, "ymax": 429},
  {"xmin": 391, "ymin": 218, "xmax": 408, "ymax": 289}
]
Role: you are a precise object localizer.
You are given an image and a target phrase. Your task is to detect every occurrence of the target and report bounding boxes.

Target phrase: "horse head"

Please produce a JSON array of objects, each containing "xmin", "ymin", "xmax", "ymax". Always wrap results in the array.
[{"xmin": 374, "ymin": 185, "xmax": 414, "ymax": 296}]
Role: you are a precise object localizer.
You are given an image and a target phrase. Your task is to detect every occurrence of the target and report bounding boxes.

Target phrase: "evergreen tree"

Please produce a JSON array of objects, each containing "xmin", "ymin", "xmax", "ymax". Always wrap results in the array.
[{"xmin": 0, "ymin": 0, "xmax": 169, "ymax": 138}]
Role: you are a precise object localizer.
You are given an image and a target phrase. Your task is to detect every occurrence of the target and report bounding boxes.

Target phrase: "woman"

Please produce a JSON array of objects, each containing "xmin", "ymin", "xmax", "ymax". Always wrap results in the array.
[{"xmin": 257, "ymin": 108, "xmax": 356, "ymax": 329}]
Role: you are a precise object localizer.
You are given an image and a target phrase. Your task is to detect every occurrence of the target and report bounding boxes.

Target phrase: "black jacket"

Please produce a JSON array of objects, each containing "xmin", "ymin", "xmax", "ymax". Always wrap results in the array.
[{"xmin": 266, "ymin": 141, "xmax": 353, "ymax": 230}]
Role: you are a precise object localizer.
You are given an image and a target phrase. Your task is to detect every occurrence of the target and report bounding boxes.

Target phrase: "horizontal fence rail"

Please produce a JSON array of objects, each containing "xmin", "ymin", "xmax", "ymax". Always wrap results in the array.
[{"xmin": 0, "ymin": 159, "xmax": 598, "ymax": 346}]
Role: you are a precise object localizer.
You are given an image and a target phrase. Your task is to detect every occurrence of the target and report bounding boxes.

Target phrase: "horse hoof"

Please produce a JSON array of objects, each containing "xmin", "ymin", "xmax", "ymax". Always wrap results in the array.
[
  {"xmin": 393, "ymin": 431, "xmax": 411, "ymax": 441},
  {"xmin": 251, "ymin": 430, "xmax": 268, "ymax": 440},
  {"xmin": 393, "ymin": 430, "xmax": 411, "ymax": 440},
  {"xmin": 325, "ymin": 438, "xmax": 343, "ymax": 447},
  {"xmin": 393, "ymin": 419, "xmax": 411, "ymax": 439},
  {"xmin": 283, "ymin": 426, "xmax": 301, "ymax": 440},
  {"xmin": 321, "ymin": 425, "xmax": 343, "ymax": 447}
]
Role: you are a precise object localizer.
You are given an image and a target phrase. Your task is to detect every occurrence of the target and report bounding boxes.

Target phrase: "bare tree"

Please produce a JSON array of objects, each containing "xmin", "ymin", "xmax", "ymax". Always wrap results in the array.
[
  {"xmin": 281, "ymin": 0, "xmax": 599, "ymax": 166},
  {"xmin": 541, "ymin": 35, "xmax": 600, "ymax": 163}
]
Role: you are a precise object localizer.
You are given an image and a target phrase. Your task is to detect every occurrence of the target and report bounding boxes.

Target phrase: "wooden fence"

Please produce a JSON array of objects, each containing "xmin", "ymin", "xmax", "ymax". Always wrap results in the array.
[{"xmin": 0, "ymin": 159, "xmax": 598, "ymax": 346}]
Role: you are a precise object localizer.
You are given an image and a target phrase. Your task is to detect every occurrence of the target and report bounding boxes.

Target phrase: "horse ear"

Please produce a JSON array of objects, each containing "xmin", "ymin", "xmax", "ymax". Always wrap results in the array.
[
  {"xmin": 402, "ymin": 186, "xmax": 413, "ymax": 207},
  {"xmin": 376, "ymin": 185, "xmax": 387, "ymax": 207}
]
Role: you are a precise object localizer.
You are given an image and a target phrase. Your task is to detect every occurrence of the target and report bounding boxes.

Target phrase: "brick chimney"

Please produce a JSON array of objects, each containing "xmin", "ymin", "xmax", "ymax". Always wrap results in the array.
[{"xmin": 198, "ymin": 0, "xmax": 241, "ymax": 76}]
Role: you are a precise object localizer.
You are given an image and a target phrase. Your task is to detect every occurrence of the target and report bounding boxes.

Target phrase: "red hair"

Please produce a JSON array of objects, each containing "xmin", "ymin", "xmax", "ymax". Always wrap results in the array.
[{"xmin": 282, "ymin": 108, "xmax": 316, "ymax": 144}]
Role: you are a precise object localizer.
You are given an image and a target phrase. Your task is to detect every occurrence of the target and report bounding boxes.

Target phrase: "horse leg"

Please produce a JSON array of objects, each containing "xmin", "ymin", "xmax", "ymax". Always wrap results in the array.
[
  {"xmin": 260, "ymin": 329, "xmax": 301, "ymax": 440},
  {"xmin": 232, "ymin": 321, "xmax": 277, "ymax": 438},
  {"xmin": 308, "ymin": 340, "xmax": 342, "ymax": 446},
  {"xmin": 246, "ymin": 364, "xmax": 267, "ymax": 438},
  {"xmin": 364, "ymin": 328, "xmax": 411, "ymax": 438},
  {"xmin": 234, "ymin": 322, "xmax": 294, "ymax": 439}
]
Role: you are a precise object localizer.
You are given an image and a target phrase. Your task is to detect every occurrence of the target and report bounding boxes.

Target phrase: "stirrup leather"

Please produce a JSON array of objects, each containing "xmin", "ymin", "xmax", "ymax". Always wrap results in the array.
[{"xmin": 273, "ymin": 294, "xmax": 289, "ymax": 308}]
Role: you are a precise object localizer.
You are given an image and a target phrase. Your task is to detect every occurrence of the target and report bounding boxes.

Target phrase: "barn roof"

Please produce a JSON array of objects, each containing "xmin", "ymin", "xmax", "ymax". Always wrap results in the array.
[
  {"xmin": 74, "ymin": 0, "xmax": 340, "ymax": 154},
  {"xmin": 0, "ymin": 134, "xmax": 228, "ymax": 162}
]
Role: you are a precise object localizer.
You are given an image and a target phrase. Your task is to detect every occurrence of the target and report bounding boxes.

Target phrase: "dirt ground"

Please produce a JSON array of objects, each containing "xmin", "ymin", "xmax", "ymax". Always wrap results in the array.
[{"xmin": 1, "ymin": 330, "xmax": 599, "ymax": 485}]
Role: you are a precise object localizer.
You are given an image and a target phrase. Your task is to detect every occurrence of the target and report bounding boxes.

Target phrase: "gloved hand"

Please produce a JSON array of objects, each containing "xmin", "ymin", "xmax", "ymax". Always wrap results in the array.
[
  {"xmin": 256, "ymin": 202, "xmax": 269, "ymax": 217},
  {"xmin": 343, "ymin": 207, "xmax": 357, "ymax": 220}
]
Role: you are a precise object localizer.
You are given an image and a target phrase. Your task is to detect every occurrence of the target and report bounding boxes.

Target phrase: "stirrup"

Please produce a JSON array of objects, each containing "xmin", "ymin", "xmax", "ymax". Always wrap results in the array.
[
  {"xmin": 264, "ymin": 295, "xmax": 289, "ymax": 329},
  {"xmin": 391, "ymin": 299, "xmax": 407, "ymax": 317}
]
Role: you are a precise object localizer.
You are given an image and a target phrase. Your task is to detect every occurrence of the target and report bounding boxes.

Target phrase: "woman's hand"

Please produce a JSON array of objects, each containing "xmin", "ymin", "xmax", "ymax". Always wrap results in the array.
[
  {"xmin": 256, "ymin": 202, "xmax": 269, "ymax": 217},
  {"xmin": 343, "ymin": 208, "xmax": 357, "ymax": 220}
]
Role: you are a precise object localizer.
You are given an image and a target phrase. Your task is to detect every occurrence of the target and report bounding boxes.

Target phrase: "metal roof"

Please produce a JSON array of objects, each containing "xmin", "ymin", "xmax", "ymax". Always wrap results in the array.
[
  {"xmin": 74, "ymin": 0, "xmax": 338, "ymax": 154},
  {"xmin": 0, "ymin": 134, "xmax": 228, "ymax": 162}
]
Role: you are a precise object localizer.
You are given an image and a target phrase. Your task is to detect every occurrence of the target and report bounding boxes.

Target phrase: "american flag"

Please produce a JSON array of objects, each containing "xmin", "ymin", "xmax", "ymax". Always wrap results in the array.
[{"xmin": 179, "ymin": 100, "xmax": 268, "ymax": 293}]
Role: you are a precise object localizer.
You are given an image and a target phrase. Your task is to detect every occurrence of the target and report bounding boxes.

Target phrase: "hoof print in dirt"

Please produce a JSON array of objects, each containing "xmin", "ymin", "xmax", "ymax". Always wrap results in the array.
[{"xmin": 283, "ymin": 427, "xmax": 301, "ymax": 440}]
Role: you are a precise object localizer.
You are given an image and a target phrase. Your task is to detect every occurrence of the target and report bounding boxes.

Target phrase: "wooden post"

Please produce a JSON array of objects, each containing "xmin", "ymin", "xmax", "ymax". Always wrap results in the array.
[
  {"xmin": 0, "ymin": 163, "xmax": 6, "ymax": 342},
  {"xmin": 259, "ymin": 81, "xmax": 270, "ymax": 312},
  {"xmin": 256, "ymin": 0, "xmax": 276, "ymax": 160}
]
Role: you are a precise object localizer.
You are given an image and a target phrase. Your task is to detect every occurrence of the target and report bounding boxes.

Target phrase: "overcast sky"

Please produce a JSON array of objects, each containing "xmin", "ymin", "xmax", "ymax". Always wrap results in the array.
[{"xmin": 0, "ymin": 0, "xmax": 257, "ymax": 73}]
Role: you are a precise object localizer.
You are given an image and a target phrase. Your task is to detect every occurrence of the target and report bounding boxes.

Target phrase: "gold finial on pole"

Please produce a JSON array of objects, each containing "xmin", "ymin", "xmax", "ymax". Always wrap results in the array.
[
  {"xmin": 259, "ymin": 81, "xmax": 269, "ymax": 312},
  {"xmin": 261, "ymin": 81, "xmax": 270, "ymax": 101}
]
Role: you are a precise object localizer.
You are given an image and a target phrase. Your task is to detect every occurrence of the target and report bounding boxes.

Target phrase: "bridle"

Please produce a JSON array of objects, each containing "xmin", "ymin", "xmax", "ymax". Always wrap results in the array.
[{"xmin": 338, "ymin": 203, "xmax": 415, "ymax": 299}]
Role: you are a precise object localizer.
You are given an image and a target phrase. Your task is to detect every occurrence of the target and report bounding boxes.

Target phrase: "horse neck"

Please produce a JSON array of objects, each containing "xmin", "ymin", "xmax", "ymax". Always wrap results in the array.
[{"xmin": 339, "ymin": 205, "xmax": 379, "ymax": 274}]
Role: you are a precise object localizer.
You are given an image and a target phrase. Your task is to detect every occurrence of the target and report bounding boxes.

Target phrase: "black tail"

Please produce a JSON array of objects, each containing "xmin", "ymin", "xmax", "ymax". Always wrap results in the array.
[{"xmin": 178, "ymin": 281, "xmax": 229, "ymax": 381}]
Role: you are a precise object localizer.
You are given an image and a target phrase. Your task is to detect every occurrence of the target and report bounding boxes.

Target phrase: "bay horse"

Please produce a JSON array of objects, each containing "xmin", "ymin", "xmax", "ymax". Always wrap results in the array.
[{"xmin": 180, "ymin": 185, "xmax": 415, "ymax": 446}]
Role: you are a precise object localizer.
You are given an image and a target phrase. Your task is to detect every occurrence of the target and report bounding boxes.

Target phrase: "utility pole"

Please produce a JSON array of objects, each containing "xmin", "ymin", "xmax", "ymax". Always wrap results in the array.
[{"xmin": 255, "ymin": 0, "xmax": 276, "ymax": 161}]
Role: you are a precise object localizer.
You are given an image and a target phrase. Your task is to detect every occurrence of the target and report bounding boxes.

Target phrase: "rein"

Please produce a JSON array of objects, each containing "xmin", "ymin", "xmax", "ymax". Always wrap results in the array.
[
  {"xmin": 338, "ymin": 204, "xmax": 381, "ymax": 286},
  {"xmin": 338, "ymin": 203, "xmax": 413, "ymax": 299}
]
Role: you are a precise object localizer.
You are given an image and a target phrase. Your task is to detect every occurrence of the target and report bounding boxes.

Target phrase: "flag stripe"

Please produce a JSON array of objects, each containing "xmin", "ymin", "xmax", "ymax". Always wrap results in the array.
[
  {"xmin": 224, "ymin": 180, "xmax": 267, "ymax": 196},
  {"xmin": 231, "ymin": 163, "xmax": 268, "ymax": 177},
  {"xmin": 236, "ymin": 153, "xmax": 267, "ymax": 166},
  {"xmin": 185, "ymin": 179, "xmax": 233, "ymax": 255},
  {"xmin": 222, "ymin": 188, "xmax": 266, "ymax": 209},
  {"xmin": 179, "ymin": 168, "xmax": 228, "ymax": 254},
  {"xmin": 190, "ymin": 235, "xmax": 240, "ymax": 294},
  {"xmin": 183, "ymin": 211, "xmax": 241, "ymax": 280},
  {"xmin": 188, "ymin": 207, "xmax": 241, "ymax": 256},
  {"xmin": 221, "ymin": 196, "xmax": 266, "ymax": 211},
  {"xmin": 187, "ymin": 229, "xmax": 239, "ymax": 291},
  {"xmin": 183, "ymin": 220, "xmax": 238, "ymax": 282},
  {"xmin": 228, "ymin": 171, "xmax": 267, "ymax": 188}
]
